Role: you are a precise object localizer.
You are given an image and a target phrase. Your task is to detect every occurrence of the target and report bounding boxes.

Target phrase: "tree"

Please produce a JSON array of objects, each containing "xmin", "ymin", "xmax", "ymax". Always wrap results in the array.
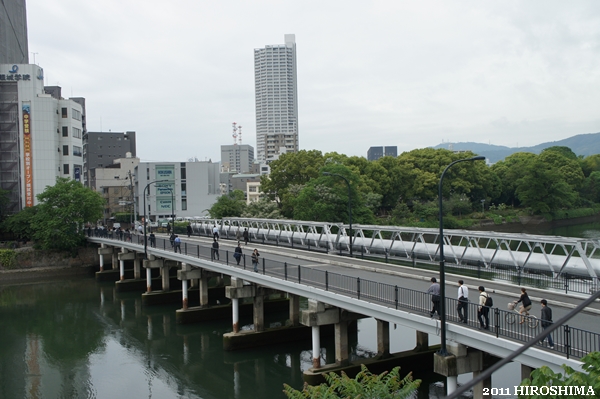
[
  {"xmin": 283, "ymin": 364, "xmax": 420, "ymax": 399},
  {"xmin": 33, "ymin": 178, "xmax": 104, "ymax": 251},
  {"xmin": 208, "ymin": 190, "xmax": 247, "ymax": 218},
  {"xmin": 0, "ymin": 188, "xmax": 10, "ymax": 222},
  {"xmin": 242, "ymin": 197, "xmax": 283, "ymax": 219},
  {"xmin": 1, "ymin": 205, "xmax": 38, "ymax": 241},
  {"xmin": 519, "ymin": 351, "xmax": 600, "ymax": 398}
]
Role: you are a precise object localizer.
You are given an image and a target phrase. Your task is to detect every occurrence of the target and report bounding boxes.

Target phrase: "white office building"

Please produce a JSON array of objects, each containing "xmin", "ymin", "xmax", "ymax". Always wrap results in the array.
[
  {"xmin": 135, "ymin": 161, "xmax": 221, "ymax": 221},
  {"xmin": 0, "ymin": 64, "xmax": 85, "ymax": 212},
  {"xmin": 220, "ymin": 144, "xmax": 254, "ymax": 174},
  {"xmin": 254, "ymin": 34, "xmax": 299, "ymax": 163}
]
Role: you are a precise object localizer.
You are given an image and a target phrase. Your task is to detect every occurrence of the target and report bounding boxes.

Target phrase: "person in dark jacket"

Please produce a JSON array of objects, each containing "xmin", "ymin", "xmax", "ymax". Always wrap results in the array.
[
  {"xmin": 211, "ymin": 238, "xmax": 220, "ymax": 260},
  {"xmin": 477, "ymin": 286, "xmax": 490, "ymax": 330},
  {"xmin": 233, "ymin": 242, "xmax": 243, "ymax": 265},
  {"xmin": 540, "ymin": 299, "xmax": 554, "ymax": 348},
  {"xmin": 186, "ymin": 224, "xmax": 192, "ymax": 237},
  {"xmin": 515, "ymin": 287, "xmax": 532, "ymax": 324},
  {"xmin": 243, "ymin": 228, "xmax": 249, "ymax": 245}
]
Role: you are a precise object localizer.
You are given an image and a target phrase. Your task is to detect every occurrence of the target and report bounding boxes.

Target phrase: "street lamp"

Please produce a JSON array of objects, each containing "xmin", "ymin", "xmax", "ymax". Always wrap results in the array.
[
  {"xmin": 322, "ymin": 172, "xmax": 353, "ymax": 256},
  {"xmin": 438, "ymin": 156, "xmax": 485, "ymax": 356},
  {"xmin": 144, "ymin": 179, "xmax": 168, "ymax": 259}
]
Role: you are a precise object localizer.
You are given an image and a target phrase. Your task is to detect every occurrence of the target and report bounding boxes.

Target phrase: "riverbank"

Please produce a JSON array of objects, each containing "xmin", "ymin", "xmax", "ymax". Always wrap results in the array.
[
  {"xmin": 0, "ymin": 246, "xmax": 98, "ymax": 284},
  {"xmin": 472, "ymin": 213, "xmax": 600, "ymax": 235}
]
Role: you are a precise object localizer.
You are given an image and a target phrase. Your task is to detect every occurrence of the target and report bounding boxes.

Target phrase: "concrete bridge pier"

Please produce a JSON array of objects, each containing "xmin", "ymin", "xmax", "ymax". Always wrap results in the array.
[
  {"xmin": 434, "ymin": 342, "xmax": 483, "ymax": 397},
  {"xmin": 288, "ymin": 293, "xmax": 300, "ymax": 326},
  {"xmin": 117, "ymin": 248, "xmax": 136, "ymax": 281},
  {"xmin": 226, "ymin": 278, "xmax": 255, "ymax": 333},
  {"xmin": 376, "ymin": 319, "xmax": 390, "ymax": 358},
  {"xmin": 111, "ymin": 247, "xmax": 118, "ymax": 271},
  {"xmin": 143, "ymin": 255, "xmax": 159, "ymax": 292},
  {"xmin": 301, "ymin": 299, "xmax": 341, "ymax": 369},
  {"xmin": 133, "ymin": 255, "xmax": 142, "ymax": 279}
]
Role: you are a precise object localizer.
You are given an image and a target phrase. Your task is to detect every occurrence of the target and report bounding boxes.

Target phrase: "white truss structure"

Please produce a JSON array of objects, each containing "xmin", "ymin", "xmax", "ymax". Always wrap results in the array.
[{"xmin": 191, "ymin": 218, "xmax": 600, "ymax": 279}]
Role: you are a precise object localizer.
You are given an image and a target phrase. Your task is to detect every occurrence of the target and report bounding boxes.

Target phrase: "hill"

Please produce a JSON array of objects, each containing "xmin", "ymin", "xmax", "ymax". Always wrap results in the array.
[{"xmin": 432, "ymin": 132, "xmax": 600, "ymax": 163}]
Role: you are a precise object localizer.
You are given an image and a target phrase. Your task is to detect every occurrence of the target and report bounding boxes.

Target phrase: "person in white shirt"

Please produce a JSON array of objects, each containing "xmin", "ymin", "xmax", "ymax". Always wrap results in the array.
[
  {"xmin": 213, "ymin": 225, "xmax": 219, "ymax": 240},
  {"xmin": 457, "ymin": 280, "xmax": 469, "ymax": 324}
]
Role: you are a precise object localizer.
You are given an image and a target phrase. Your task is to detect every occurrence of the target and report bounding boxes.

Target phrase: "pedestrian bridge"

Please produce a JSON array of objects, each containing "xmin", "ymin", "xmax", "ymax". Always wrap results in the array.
[
  {"xmin": 88, "ymin": 232, "xmax": 598, "ymax": 374},
  {"xmin": 190, "ymin": 218, "xmax": 600, "ymax": 294}
]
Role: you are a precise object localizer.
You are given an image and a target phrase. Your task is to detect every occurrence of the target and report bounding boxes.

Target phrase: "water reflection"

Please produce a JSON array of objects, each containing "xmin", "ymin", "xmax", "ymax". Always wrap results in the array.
[{"xmin": 0, "ymin": 277, "xmax": 525, "ymax": 399}]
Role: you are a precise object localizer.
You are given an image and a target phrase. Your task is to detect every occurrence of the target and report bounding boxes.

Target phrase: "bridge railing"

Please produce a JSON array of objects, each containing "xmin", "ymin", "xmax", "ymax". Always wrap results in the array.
[{"xmin": 93, "ymin": 232, "xmax": 599, "ymax": 360}]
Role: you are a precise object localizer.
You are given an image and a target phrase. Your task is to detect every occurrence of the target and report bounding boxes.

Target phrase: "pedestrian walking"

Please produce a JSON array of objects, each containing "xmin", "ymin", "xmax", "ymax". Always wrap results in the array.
[
  {"xmin": 166, "ymin": 222, "xmax": 171, "ymax": 235},
  {"xmin": 186, "ymin": 224, "xmax": 192, "ymax": 238},
  {"xmin": 211, "ymin": 238, "xmax": 220, "ymax": 260},
  {"xmin": 149, "ymin": 232, "xmax": 156, "ymax": 248},
  {"xmin": 540, "ymin": 299, "xmax": 554, "ymax": 348},
  {"xmin": 173, "ymin": 235, "xmax": 181, "ymax": 253},
  {"xmin": 213, "ymin": 225, "xmax": 220, "ymax": 240},
  {"xmin": 243, "ymin": 228, "xmax": 249, "ymax": 245},
  {"xmin": 251, "ymin": 249, "xmax": 260, "ymax": 272},
  {"xmin": 236, "ymin": 229, "xmax": 242, "ymax": 241},
  {"xmin": 457, "ymin": 280, "xmax": 469, "ymax": 324},
  {"xmin": 426, "ymin": 277, "xmax": 441, "ymax": 318},
  {"xmin": 478, "ymin": 286, "xmax": 490, "ymax": 330},
  {"xmin": 233, "ymin": 242, "xmax": 243, "ymax": 265},
  {"xmin": 170, "ymin": 233, "xmax": 176, "ymax": 247}
]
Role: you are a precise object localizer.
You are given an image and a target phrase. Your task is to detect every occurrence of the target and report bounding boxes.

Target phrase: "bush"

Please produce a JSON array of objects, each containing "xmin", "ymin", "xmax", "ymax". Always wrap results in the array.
[{"xmin": 0, "ymin": 249, "xmax": 17, "ymax": 269}]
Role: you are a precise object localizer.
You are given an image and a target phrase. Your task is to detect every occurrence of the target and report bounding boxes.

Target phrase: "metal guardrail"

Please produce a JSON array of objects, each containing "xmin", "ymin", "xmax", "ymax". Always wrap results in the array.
[{"xmin": 90, "ymin": 231, "xmax": 599, "ymax": 360}]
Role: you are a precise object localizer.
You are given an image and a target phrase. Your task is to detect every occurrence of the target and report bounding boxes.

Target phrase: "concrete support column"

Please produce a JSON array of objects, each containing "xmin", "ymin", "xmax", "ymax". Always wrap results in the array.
[
  {"xmin": 133, "ymin": 256, "xmax": 141, "ymax": 279},
  {"xmin": 312, "ymin": 326, "xmax": 321, "ymax": 369},
  {"xmin": 335, "ymin": 321, "xmax": 349, "ymax": 366},
  {"xmin": 182, "ymin": 279, "xmax": 189, "ymax": 310},
  {"xmin": 119, "ymin": 252, "xmax": 125, "ymax": 281},
  {"xmin": 199, "ymin": 271, "xmax": 209, "ymax": 306},
  {"xmin": 415, "ymin": 330, "xmax": 429, "ymax": 351},
  {"xmin": 447, "ymin": 376, "xmax": 458, "ymax": 395},
  {"xmin": 146, "ymin": 267, "xmax": 152, "ymax": 292},
  {"xmin": 253, "ymin": 294, "xmax": 264, "ymax": 332},
  {"xmin": 473, "ymin": 370, "xmax": 492, "ymax": 399},
  {"xmin": 99, "ymin": 245, "xmax": 105, "ymax": 271},
  {"xmin": 111, "ymin": 248, "xmax": 118, "ymax": 270},
  {"xmin": 376, "ymin": 319, "xmax": 390, "ymax": 357},
  {"xmin": 232, "ymin": 298, "xmax": 240, "ymax": 333},
  {"xmin": 288, "ymin": 294, "xmax": 300, "ymax": 326},
  {"xmin": 161, "ymin": 264, "xmax": 170, "ymax": 291}
]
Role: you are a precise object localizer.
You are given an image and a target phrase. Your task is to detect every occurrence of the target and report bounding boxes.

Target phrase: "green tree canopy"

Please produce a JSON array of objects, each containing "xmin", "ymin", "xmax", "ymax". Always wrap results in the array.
[
  {"xmin": 33, "ymin": 178, "xmax": 104, "ymax": 251},
  {"xmin": 208, "ymin": 190, "xmax": 247, "ymax": 218}
]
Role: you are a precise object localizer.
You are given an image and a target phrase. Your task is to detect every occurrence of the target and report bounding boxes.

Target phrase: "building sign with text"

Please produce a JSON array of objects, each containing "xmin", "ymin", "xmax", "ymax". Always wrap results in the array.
[{"xmin": 22, "ymin": 104, "xmax": 33, "ymax": 207}]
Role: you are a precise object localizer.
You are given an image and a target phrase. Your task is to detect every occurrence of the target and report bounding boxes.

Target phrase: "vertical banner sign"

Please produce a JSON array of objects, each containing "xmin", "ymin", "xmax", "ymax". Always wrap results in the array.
[{"xmin": 22, "ymin": 105, "xmax": 34, "ymax": 207}]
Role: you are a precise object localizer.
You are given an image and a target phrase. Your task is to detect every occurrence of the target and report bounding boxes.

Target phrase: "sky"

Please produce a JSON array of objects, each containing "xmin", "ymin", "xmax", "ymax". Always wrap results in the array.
[{"xmin": 26, "ymin": 0, "xmax": 600, "ymax": 163}]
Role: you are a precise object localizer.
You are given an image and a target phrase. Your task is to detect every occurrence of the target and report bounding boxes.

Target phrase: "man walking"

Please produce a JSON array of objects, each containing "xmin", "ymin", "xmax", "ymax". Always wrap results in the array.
[
  {"xmin": 243, "ymin": 228, "xmax": 249, "ymax": 245},
  {"xmin": 426, "ymin": 277, "xmax": 441, "ymax": 318},
  {"xmin": 477, "ymin": 286, "xmax": 490, "ymax": 330},
  {"xmin": 457, "ymin": 280, "xmax": 469, "ymax": 324},
  {"xmin": 173, "ymin": 235, "xmax": 181, "ymax": 253},
  {"xmin": 540, "ymin": 299, "xmax": 554, "ymax": 349},
  {"xmin": 213, "ymin": 225, "xmax": 220, "ymax": 240},
  {"xmin": 211, "ymin": 238, "xmax": 220, "ymax": 260}
]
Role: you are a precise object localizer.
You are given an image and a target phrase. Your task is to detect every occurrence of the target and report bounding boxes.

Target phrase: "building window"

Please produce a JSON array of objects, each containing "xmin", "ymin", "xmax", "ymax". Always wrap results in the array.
[
  {"xmin": 73, "ymin": 146, "xmax": 82, "ymax": 157},
  {"xmin": 61, "ymin": 108, "xmax": 67, "ymax": 118},
  {"xmin": 181, "ymin": 199, "xmax": 187, "ymax": 211},
  {"xmin": 181, "ymin": 167, "xmax": 186, "ymax": 180},
  {"xmin": 63, "ymin": 145, "xmax": 69, "ymax": 156},
  {"xmin": 62, "ymin": 126, "xmax": 68, "ymax": 137},
  {"xmin": 72, "ymin": 127, "xmax": 82, "ymax": 138},
  {"xmin": 63, "ymin": 164, "xmax": 69, "ymax": 175},
  {"xmin": 72, "ymin": 108, "xmax": 81, "ymax": 121}
]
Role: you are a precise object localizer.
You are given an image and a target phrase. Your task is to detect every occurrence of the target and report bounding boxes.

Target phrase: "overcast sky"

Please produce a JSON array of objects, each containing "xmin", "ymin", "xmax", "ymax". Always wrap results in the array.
[{"xmin": 26, "ymin": 0, "xmax": 600, "ymax": 163}]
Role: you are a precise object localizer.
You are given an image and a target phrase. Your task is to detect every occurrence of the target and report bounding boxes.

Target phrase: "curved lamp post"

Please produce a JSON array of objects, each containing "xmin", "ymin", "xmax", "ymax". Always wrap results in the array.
[
  {"xmin": 438, "ymin": 156, "xmax": 485, "ymax": 356},
  {"xmin": 322, "ymin": 172, "xmax": 353, "ymax": 256},
  {"xmin": 143, "ymin": 179, "xmax": 167, "ymax": 259}
]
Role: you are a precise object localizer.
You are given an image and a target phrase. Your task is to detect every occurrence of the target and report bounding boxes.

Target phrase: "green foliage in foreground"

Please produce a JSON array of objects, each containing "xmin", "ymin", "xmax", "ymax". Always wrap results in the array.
[
  {"xmin": 519, "ymin": 351, "xmax": 600, "ymax": 399},
  {"xmin": 283, "ymin": 364, "xmax": 420, "ymax": 399}
]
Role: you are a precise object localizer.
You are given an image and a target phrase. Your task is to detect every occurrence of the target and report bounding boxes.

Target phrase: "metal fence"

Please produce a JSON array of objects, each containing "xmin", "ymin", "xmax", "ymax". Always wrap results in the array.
[{"xmin": 93, "ymin": 232, "xmax": 599, "ymax": 360}]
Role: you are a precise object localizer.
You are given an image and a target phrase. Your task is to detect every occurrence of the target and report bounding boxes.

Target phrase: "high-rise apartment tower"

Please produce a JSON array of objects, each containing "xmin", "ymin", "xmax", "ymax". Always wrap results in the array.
[
  {"xmin": 0, "ymin": 0, "xmax": 29, "ymax": 64},
  {"xmin": 254, "ymin": 34, "xmax": 298, "ymax": 163}
]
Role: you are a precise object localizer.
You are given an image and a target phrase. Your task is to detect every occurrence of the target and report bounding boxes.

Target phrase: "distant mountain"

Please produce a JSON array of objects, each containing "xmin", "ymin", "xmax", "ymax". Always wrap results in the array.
[{"xmin": 432, "ymin": 132, "xmax": 600, "ymax": 163}]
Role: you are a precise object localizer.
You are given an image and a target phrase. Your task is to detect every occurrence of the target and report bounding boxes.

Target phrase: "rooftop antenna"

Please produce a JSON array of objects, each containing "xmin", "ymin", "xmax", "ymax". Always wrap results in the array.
[
  {"xmin": 238, "ymin": 125, "xmax": 242, "ymax": 145},
  {"xmin": 232, "ymin": 122, "xmax": 238, "ymax": 145}
]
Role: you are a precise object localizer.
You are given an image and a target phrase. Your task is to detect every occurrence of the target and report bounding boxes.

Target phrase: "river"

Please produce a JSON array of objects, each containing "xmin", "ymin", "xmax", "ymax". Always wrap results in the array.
[{"xmin": 2, "ymin": 222, "xmax": 599, "ymax": 399}]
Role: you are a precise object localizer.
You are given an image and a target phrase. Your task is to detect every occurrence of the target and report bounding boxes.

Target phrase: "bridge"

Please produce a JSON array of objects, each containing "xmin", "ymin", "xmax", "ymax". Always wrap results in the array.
[{"xmin": 88, "ymin": 222, "xmax": 600, "ymax": 396}]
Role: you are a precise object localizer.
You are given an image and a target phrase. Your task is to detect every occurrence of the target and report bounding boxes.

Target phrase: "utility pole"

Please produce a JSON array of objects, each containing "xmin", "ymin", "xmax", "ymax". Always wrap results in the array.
[{"xmin": 128, "ymin": 171, "xmax": 135, "ymax": 225}]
